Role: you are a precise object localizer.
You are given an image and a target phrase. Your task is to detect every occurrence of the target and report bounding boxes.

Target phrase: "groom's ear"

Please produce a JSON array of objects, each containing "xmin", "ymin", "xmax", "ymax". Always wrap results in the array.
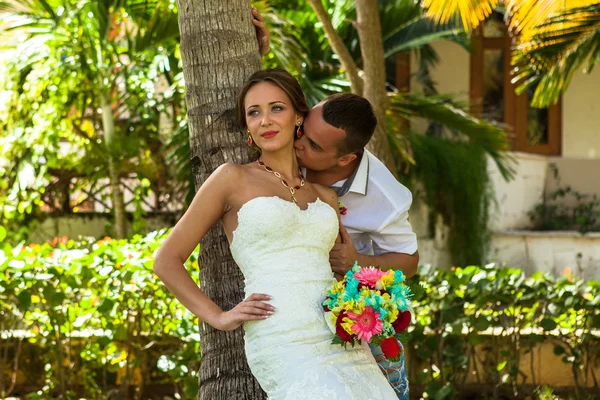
[{"xmin": 336, "ymin": 153, "xmax": 358, "ymax": 167}]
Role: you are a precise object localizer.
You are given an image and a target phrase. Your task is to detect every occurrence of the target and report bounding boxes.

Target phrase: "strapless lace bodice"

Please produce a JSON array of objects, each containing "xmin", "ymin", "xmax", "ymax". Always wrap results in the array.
[
  {"xmin": 230, "ymin": 196, "xmax": 396, "ymax": 400},
  {"xmin": 231, "ymin": 196, "xmax": 339, "ymax": 292}
]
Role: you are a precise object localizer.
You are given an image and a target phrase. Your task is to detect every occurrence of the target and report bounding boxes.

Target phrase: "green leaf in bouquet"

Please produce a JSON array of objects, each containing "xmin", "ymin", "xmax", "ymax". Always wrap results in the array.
[
  {"xmin": 331, "ymin": 335, "xmax": 345, "ymax": 345},
  {"xmin": 396, "ymin": 331, "xmax": 410, "ymax": 345},
  {"xmin": 370, "ymin": 335, "xmax": 382, "ymax": 346}
]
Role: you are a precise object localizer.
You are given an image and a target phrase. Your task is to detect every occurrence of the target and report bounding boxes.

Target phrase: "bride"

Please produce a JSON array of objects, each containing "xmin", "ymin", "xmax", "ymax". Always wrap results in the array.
[{"xmin": 154, "ymin": 69, "xmax": 397, "ymax": 399}]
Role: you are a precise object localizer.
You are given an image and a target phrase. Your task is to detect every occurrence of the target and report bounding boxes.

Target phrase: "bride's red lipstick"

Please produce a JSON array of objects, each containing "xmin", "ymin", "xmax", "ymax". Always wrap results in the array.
[{"xmin": 262, "ymin": 130, "xmax": 278, "ymax": 139}]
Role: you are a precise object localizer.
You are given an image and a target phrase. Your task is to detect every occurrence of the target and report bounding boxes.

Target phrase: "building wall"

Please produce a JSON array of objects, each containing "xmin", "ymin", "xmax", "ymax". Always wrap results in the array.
[
  {"xmin": 490, "ymin": 231, "xmax": 600, "ymax": 281},
  {"xmin": 562, "ymin": 66, "xmax": 600, "ymax": 159},
  {"xmin": 410, "ymin": 41, "xmax": 470, "ymax": 97},
  {"xmin": 545, "ymin": 157, "xmax": 600, "ymax": 205},
  {"xmin": 489, "ymin": 152, "xmax": 549, "ymax": 231},
  {"xmin": 28, "ymin": 213, "xmax": 177, "ymax": 243}
]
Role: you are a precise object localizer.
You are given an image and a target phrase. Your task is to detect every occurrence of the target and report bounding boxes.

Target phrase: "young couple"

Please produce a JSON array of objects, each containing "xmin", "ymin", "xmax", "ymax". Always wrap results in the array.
[{"xmin": 154, "ymin": 12, "xmax": 418, "ymax": 400}]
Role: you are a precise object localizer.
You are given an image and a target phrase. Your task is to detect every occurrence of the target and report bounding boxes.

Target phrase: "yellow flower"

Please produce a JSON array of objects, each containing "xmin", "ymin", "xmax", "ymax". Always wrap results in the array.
[
  {"xmin": 386, "ymin": 306, "xmax": 399, "ymax": 323},
  {"xmin": 329, "ymin": 281, "xmax": 345, "ymax": 296},
  {"xmin": 341, "ymin": 317, "xmax": 355, "ymax": 335},
  {"xmin": 381, "ymin": 271, "xmax": 395, "ymax": 290}
]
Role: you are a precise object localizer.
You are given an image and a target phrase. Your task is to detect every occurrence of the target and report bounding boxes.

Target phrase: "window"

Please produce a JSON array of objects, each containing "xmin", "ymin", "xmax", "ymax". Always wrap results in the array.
[{"xmin": 470, "ymin": 12, "xmax": 562, "ymax": 156}]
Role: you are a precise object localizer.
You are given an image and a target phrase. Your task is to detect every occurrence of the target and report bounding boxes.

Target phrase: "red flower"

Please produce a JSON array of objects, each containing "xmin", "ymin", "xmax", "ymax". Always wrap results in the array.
[
  {"xmin": 335, "ymin": 311, "xmax": 354, "ymax": 342},
  {"xmin": 392, "ymin": 310, "xmax": 411, "ymax": 333},
  {"xmin": 339, "ymin": 207, "xmax": 348, "ymax": 215},
  {"xmin": 380, "ymin": 337, "xmax": 402, "ymax": 359}
]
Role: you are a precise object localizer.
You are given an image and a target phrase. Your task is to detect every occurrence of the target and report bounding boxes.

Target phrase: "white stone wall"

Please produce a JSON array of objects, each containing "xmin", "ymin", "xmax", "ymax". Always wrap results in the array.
[
  {"xmin": 489, "ymin": 231, "xmax": 600, "ymax": 281},
  {"xmin": 488, "ymin": 152, "xmax": 549, "ymax": 231},
  {"xmin": 562, "ymin": 66, "xmax": 600, "ymax": 159},
  {"xmin": 27, "ymin": 214, "xmax": 177, "ymax": 243}
]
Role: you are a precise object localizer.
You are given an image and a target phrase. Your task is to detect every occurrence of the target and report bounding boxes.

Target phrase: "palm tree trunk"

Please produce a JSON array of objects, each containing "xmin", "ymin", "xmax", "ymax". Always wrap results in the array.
[
  {"xmin": 306, "ymin": 0, "xmax": 363, "ymax": 96},
  {"xmin": 355, "ymin": 0, "xmax": 397, "ymax": 172},
  {"xmin": 175, "ymin": 1, "xmax": 265, "ymax": 399},
  {"xmin": 101, "ymin": 94, "xmax": 127, "ymax": 239}
]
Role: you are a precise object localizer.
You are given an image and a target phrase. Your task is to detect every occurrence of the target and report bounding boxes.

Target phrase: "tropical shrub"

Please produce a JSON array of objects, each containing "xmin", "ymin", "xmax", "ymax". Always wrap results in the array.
[
  {"xmin": 0, "ymin": 230, "xmax": 200, "ymax": 399},
  {"xmin": 1, "ymin": 232, "xmax": 598, "ymax": 399}
]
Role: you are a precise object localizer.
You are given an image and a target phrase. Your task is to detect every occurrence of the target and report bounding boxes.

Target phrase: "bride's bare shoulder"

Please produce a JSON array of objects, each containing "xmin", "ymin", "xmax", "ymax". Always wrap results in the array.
[
  {"xmin": 211, "ymin": 162, "xmax": 254, "ymax": 179},
  {"xmin": 312, "ymin": 183, "xmax": 338, "ymax": 208}
]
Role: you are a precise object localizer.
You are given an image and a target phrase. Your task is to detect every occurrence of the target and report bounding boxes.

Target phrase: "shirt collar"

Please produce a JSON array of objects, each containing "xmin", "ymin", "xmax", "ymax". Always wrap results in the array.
[
  {"xmin": 347, "ymin": 149, "xmax": 370, "ymax": 195},
  {"xmin": 331, "ymin": 149, "xmax": 369, "ymax": 197}
]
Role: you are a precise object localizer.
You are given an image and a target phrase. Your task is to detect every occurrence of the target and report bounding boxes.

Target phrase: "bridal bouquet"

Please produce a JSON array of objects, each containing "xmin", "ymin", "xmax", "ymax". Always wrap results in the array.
[{"xmin": 322, "ymin": 262, "xmax": 412, "ymax": 361}]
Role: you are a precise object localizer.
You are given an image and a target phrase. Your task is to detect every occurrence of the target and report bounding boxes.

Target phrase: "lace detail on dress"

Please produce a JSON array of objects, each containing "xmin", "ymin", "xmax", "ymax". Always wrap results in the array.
[{"xmin": 229, "ymin": 196, "xmax": 397, "ymax": 400}]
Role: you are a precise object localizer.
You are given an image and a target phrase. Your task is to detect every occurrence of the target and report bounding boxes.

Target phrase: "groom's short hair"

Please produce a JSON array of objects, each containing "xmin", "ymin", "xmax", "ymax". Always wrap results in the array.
[{"xmin": 322, "ymin": 93, "xmax": 377, "ymax": 156}]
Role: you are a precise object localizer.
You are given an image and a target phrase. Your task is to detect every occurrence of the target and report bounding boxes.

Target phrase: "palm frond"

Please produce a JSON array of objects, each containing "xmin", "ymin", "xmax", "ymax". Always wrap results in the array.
[
  {"xmin": 389, "ymin": 92, "xmax": 515, "ymax": 180},
  {"xmin": 413, "ymin": 44, "xmax": 441, "ymax": 94},
  {"xmin": 505, "ymin": 0, "xmax": 600, "ymax": 41},
  {"xmin": 254, "ymin": 0, "xmax": 308, "ymax": 76},
  {"xmin": 126, "ymin": 0, "xmax": 180, "ymax": 52},
  {"xmin": 512, "ymin": 3, "xmax": 600, "ymax": 107},
  {"xmin": 422, "ymin": 0, "xmax": 498, "ymax": 32}
]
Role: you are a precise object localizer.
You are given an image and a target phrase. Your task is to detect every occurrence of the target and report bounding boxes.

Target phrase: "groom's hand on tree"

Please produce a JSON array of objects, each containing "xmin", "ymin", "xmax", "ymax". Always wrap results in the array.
[
  {"xmin": 329, "ymin": 221, "xmax": 359, "ymax": 275},
  {"xmin": 215, "ymin": 293, "xmax": 275, "ymax": 331},
  {"xmin": 251, "ymin": 8, "xmax": 270, "ymax": 56}
]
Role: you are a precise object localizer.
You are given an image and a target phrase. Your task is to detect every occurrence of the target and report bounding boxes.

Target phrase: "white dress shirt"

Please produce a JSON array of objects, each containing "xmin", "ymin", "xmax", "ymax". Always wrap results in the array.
[{"xmin": 331, "ymin": 150, "xmax": 418, "ymax": 256}]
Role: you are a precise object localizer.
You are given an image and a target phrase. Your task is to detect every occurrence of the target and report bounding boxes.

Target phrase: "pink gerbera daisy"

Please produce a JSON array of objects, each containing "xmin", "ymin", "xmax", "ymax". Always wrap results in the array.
[
  {"xmin": 347, "ymin": 306, "xmax": 383, "ymax": 342},
  {"xmin": 354, "ymin": 266, "xmax": 386, "ymax": 288}
]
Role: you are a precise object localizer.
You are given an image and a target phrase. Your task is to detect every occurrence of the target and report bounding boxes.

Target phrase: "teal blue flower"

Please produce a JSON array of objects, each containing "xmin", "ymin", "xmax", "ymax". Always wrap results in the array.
[
  {"xmin": 393, "ymin": 270, "xmax": 405, "ymax": 285},
  {"xmin": 344, "ymin": 277, "xmax": 360, "ymax": 301}
]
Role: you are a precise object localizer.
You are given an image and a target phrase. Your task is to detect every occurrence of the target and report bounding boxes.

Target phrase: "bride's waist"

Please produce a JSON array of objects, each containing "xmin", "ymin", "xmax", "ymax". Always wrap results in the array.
[
  {"xmin": 243, "ymin": 306, "xmax": 332, "ymax": 343},
  {"xmin": 237, "ymin": 250, "xmax": 332, "ymax": 271},
  {"xmin": 244, "ymin": 279, "xmax": 334, "ymax": 298}
]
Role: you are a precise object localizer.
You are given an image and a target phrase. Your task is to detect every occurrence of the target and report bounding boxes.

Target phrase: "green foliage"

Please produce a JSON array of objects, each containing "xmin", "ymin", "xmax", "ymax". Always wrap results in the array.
[
  {"xmin": 408, "ymin": 264, "xmax": 600, "ymax": 399},
  {"xmin": 1, "ymin": 235, "xmax": 599, "ymax": 398},
  {"xmin": 0, "ymin": 231, "xmax": 200, "ymax": 398},
  {"xmin": 0, "ymin": 0, "xmax": 187, "ymax": 242},
  {"xmin": 404, "ymin": 133, "xmax": 493, "ymax": 266},
  {"xmin": 529, "ymin": 186, "xmax": 600, "ymax": 233}
]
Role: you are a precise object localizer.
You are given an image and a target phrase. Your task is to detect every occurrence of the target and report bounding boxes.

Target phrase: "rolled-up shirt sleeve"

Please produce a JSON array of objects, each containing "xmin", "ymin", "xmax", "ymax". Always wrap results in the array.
[{"xmin": 371, "ymin": 199, "xmax": 418, "ymax": 256}]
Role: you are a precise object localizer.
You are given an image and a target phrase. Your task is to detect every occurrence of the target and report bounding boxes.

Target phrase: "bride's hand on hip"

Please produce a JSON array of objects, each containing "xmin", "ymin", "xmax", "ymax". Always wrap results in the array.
[{"xmin": 216, "ymin": 293, "xmax": 275, "ymax": 331}]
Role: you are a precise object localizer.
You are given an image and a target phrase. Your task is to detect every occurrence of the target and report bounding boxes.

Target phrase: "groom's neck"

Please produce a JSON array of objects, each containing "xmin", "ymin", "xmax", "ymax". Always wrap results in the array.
[{"xmin": 306, "ymin": 158, "xmax": 360, "ymax": 187}]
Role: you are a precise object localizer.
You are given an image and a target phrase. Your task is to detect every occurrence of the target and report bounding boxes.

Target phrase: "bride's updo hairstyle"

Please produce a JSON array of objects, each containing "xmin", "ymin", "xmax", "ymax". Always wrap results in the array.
[{"xmin": 236, "ymin": 69, "xmax": 310, "ymax": 129}]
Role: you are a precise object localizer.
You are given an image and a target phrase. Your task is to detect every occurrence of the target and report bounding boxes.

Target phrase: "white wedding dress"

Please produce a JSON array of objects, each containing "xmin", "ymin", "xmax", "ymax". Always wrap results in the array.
[{"xmin": 230, "ymin": 196, "xmax": 397, "ymax": 400}]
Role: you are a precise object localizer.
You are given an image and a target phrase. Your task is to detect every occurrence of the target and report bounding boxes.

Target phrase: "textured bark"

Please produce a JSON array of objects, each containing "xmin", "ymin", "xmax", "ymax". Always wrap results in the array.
[
  {"xmin": 307, "ymin": 0, "xmax": 363, "ymax": 96},
  {"xmin": 355, "ymin": 0, "xmax": 396, "ymax": 173},
  {"xmin": 176, "ymin": 1, "xmax": 265, "ymax": 399}
]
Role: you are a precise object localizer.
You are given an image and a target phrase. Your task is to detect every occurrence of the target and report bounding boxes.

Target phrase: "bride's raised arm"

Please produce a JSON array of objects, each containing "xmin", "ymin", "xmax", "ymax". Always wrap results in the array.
[{"xmin": 153, "ymin": 163, "xmax": 273, "ymax": 331}]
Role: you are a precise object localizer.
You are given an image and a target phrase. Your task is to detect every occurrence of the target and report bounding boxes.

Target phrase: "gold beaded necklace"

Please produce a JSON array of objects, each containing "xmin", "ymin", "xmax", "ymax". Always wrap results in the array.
[{"xmin": 257, "ymin": 160, "xmax": 305, "ymax": 205}]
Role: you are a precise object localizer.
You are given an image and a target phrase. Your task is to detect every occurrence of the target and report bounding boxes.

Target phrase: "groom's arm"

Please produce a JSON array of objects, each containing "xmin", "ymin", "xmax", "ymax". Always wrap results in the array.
[
  {"xmin": 330, "ymin": 194, "xmax": 419, "ymax": 278},
  {"xmin": 330, "ymin": 224, "xmax": 419, "ymax": 278}
]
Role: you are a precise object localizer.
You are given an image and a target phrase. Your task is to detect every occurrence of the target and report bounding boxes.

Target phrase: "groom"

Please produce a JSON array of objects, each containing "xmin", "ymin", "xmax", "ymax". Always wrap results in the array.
[{"xmin": 253, "ymin": 10, "xmax": 419, "ymax": 399}]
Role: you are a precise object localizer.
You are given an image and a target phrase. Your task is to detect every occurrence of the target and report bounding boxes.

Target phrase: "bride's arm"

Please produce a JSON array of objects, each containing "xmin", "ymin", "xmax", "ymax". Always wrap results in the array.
[{"xmin": 154, "ymin": 163, "xmax": 274, "ymax": 330}]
